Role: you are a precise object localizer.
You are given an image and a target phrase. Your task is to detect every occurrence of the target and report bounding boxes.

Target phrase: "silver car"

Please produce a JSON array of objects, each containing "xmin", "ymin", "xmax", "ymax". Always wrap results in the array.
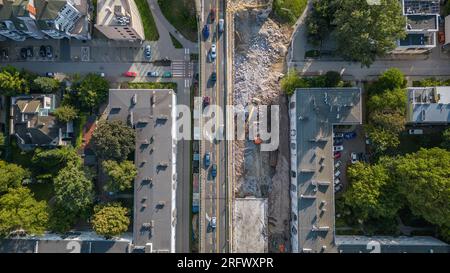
[{"xmin": 144, "ymin": 45, "xmax": 151, "ymax": 59}]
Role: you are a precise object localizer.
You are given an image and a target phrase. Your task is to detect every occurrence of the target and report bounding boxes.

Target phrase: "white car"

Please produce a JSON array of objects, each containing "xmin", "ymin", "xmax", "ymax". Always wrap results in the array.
[
  {"xmin": 408, "ymin": 129, "xmax": 423, "ymax": 135},
  {"xmin": 334, "ymin": 160, "xmax": 341, "ymax": 169},
  {"xmin": 210, "ymin": 44, "xmax": 216, "ymax": 60},
  {"xmin": 144, "ymin": 45, "xmax": 151, "ymax": 59},
  {"xmin": 210, "ymin": 217, "xmax": 216, "ymax": 229},
  {"xmin": 333, "ymin": 132, "xmax": 344, "ymax": 138},
  {"xmin": 333, "ymin": 145, "xmax": 344, "ymax": 152},
  {"xmin": 334, "ymin": 170, "xmax": 341, "ymax": 177},
  {"xmin": 335, "ymin": 184, "xmax": 343, "ymax": 192},
  {"xmin": 351, "ymin": 152, "xmax": 358, "ymax": 164},
  {"xmin": 334, "ymin": 178, "xmax": 341, "ymax": 185},
  {"xmin": 218, "ymin": 19, "xmax": 224, "ymax": 33}
]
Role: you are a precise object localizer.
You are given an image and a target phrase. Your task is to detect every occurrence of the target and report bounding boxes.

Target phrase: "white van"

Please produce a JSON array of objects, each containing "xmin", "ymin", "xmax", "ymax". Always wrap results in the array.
[
  {"xmin": 408, "ymin": 129, "xmax": 423, "ymax": 135},
  {"xmin": 218, "ymin": 19, "xmax": 224, "ymax": 33}
]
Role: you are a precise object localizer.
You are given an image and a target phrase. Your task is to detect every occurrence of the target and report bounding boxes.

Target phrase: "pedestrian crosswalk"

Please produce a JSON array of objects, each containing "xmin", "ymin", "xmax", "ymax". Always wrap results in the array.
[{"xmin": 171, "ymin": 60, "xmax": 192, "ymax": 78}]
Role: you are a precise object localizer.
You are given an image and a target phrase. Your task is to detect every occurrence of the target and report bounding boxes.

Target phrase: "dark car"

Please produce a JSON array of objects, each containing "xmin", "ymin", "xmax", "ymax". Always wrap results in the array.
[
  {"xmin": 211, "ymin": 72, "xmax": 217, "ymax": 82},
  {"xmin": 1, "ymin": 49, "xmax": 8, "ymax": 59},
  {"xmin": 204, "ymin": 153, "xmax": 211, "ymax": 168},
  {"xmin": 20, "ymin": 48, "xmax": 27, "ymax": 59},
  {"xmin": 203, "ymin": 96, "xmax": 210, "ymax": 107},
  {"xmin": 210, "ymin": 9, "xmax": 216, "ymax": 22},
  {"xmin": 344, "ymin": 131, "xmax": 357, "ymax": 140},
  {"xmin": 39, "ymin": 46, "xmax": 46, "ymax": 57},
  {"xmin": 333, "ymin": 137, "xmax": 344, "ymax": 145},
  {"xmin": 202, "ymin": 24, "xmax": 210, "ymax": 40},
  {"xmin": 46, "ymin": 46, "xmax": 53, "ymax": 58},
  {"xmin": 211, "ymin": 164, "xmax": 217, "ymax": 178},
  {"xmin": 26, "ymin": 47, "xmax": 33, "ymax": 58}
]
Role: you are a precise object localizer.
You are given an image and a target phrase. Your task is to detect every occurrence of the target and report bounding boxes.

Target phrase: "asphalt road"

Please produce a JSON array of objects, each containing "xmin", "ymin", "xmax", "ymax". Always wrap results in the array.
[{"xmin": 199, "ymin": 0, "xmax": 228, "ymax": 253}]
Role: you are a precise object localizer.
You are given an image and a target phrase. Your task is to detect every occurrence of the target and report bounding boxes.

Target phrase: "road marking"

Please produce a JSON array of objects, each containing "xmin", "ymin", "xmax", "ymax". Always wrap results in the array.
[{"xmin": 215, "ymin": 2, "xmax": 221, "ymax": 253}]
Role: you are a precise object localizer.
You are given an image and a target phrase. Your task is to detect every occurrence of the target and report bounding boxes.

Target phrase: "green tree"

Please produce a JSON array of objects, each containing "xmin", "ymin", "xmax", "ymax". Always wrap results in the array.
[
  {"xmin": 273, "ymin": 0, "xmax": 308, "ymax": 24},
  {"xmin": 0, "ymin": 187, "xmax": 49, "ymax": 237},
  {"xmin": 333, "ymin": 0, "xmax": 406, "ymax": 67},
  {"xmin": 441, "ymin": 128, "xmax": 450, "ymax": 151},
  {"xmin": 365, "ymin": 124, "xmax": 400, "ymax": 154},
  {"xmin": 92, "ymin": 120, "xmax": 136, "ymax": 161},
  {"xmin": 367, "ymin": 87, "xmax": 406, "ymax": 113},
  {"xmin": 32, "ymin": 146, "xmax": 81, "ymax": 179},
  {"xmin": 53, "ymin": 161, "xmax": 94, "ymax": 215},
  {"xmin": 0, "ymin": 160, "xmax": 30, "ymax": 193},
  {"xmin": 324, "ymin": 71, "xmax": 342, "ymax": 87},
  {"xmin": 306, "ymin": 0, "xmax": 337, "ymax": 45},
  {"xmin": 280, "ymin": 71, "xmax": 309, "ymax": 96},
  {"xmin": 0, "ymin": 69, "xmax": 28, "ymax": 96},
  {"xmin": 53, "ymin": 105, "xmax": 78, "ymax": 123},
  {"xmin": 32, "ymin": 77, "xmax": 60, "ymax": 93},
  {"xmin": 395, "ymin": 148, "xmax": 450, "ymax": 229},
  {"xmin": 102, "ymin": 160, "xmax": 137, "ymax": 192},
  {"xmin": 91, "ymin": 203, "xmax": 130, "ymax": 238},
  {"xmin": 369, "ymin": 111, "xmax": 405, "ymax": 135},
  {"xmin": 369, "ymin": 68, "xmax": 407, "ymax": 94},
  {"xmin": 48, "ymin": 204, "xmax": 78, "ymax": 233},
  {"xmin": 75, "ymin": 74, "xmax": 109, "ymax": 111},
  {"xmin": 344, "ymin": 161, "xmax": 403, "ymax": 221}
]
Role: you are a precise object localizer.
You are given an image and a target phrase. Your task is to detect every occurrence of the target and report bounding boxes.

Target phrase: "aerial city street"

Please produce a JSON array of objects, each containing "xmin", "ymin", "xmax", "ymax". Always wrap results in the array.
[{"xmin": 0, "ymin": 0, "xmax": 448, "ymax": 256}]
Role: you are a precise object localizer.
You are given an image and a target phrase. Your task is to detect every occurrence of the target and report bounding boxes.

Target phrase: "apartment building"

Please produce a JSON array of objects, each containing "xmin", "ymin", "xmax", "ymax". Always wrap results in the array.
[
  {"xmin": 95, "ymin": 0, "xmax": 144, "ymax": 41},
  {"xmin": 0, "ymin": 0, "xmax": 91, "ymax": 41},
  {"xmin": 393, "ymin": 0, "xmax": 440, "ymax": 53},
  {"xmin": 406, "ymin": 86, "xmax": 450, "ymax": 124}
]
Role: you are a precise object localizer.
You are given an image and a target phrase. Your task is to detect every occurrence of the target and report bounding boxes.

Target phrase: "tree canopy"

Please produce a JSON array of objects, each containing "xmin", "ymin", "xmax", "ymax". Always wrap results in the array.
[
  {"xmin": 53, "ymin": 161, "xmax": 94, "ymax": 215},
  {"xmin": 0, "ymin": 69, "xmax": 29, "ymax": 96},
  {"xmin": 32, "ymin": 77, "xmax": 60, "ymax": 93},
  {"xmin": 0, "ymin": 160, "xmax": 30, "ymax": 193},
  {"xmin": 102, "ymin": 160, "xmax": 137, "ymax": 192},
  {"xmin": 0, "ymin": 187, "xmax": 49, "ymax": 237},
  {"xmin": 74, "ymin": 74, "xmax": 109, "ymax": 111},
  {"xmin": 442, "ymin": 128, "xmax": 450, "ymax": 151},
  {"xmin": 92, "ymin": 120, "xmax": 136, "ymax": 161},
  {"xmin": 32, "ymin": 146, "xmax": 81, "ymax": 179},
  {"xmin": 53, "ymin": 105, "xmax": 78, "ymax": 123},
  {"xmin": 91, "ymin": 203, "xmax": 130, "ymax": 238},
  {"xmin": 394, "ymin": 148, "xmax": 450, "ymax": 229}
]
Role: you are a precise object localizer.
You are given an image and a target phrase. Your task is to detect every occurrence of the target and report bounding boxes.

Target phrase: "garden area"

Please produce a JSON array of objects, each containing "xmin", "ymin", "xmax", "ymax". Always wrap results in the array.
[
  {"xmin": 135, "ymin": 0, "xmax": 160, "ymax": 41},
  {"xmin": 158, "ymin": 0, "xmax": 198, "ymax": 42}
]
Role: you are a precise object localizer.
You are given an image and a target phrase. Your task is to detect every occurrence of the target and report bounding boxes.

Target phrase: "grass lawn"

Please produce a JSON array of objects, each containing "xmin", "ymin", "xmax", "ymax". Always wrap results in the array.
[
  {"xmin": 273, "ymin": 0, "xmax": 308, "ymax": 25},
  {"xmin": 74, "ymin": 113, "xmax": 88, "ymax": 148},
  {"xmin": 135, "ymin": 0, "xmax": 160, "ymax": 41},
  {"xmin": 124, "ymin": 82, "xmax": 178, "ymax": 90},
  {"xmin": 27, "ymin": 182, "xmax": 54, "ymax": 202},
  {"xmin": 158, "ymin": 0, "xmax": 198, "ymax": 42},
  {"xmin": 170, "ymin": 33, "xmax": 183, "ymax": 49}
]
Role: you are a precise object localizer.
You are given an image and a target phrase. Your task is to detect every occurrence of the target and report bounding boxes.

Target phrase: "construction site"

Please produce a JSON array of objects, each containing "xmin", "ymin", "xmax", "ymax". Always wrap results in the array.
[{"xmin": 227, "ymin": 0, "xmax": 293, "ymax": 253}]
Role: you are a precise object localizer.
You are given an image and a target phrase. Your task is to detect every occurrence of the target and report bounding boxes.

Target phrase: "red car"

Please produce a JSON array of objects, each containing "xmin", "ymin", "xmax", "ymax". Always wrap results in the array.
[
  {"xmin": 210, "ymin": 9, "xmax": 215, "ymax": 22},
  {"xmin": 334, "ymin": 151, "xmax": 342, "ymax": 159},
  {"xmin": 123, "ymin": 71, "xmax": 137, "ymax": 77}
]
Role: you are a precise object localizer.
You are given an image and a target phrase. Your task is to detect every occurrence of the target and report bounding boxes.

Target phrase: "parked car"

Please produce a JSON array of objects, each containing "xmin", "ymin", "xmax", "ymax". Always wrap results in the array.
[
  {"xmin": 123, "ymin": 71, "xmax": 137, "ymax": 77},
  {"xmin": 351, "ymin": 152, "xmax": 358, "ymax": 164},
  {"xmin": 334, "ymin": 160, "xmax": 341, "ymax": 169},
  {"xmin": 202, "ymin": 24, "xmax": 210, "ymax": 40},
  {"xmin": 20, "ymin": 48, "xmax": 27, "ymax": 59},
  {"xmin": 45, "ymin": 72, "xmax": 55, "ymax": 78},
  {"xmin": 98, "ymin": 72, "xmax": 105, "ymax": 77},
  {"xmin": 1, "ymin": 49, "xmax": 8, "ymax": 59},
  {"xmin": 211, "ymin": 164, "xmax": 217, "ymax": 178},
  {"xmin": 334, "ymin": 137, "xmax": 344, "ymax": 145},
  {"xmin": 335, "ymin": 184, "xmax": 343, "ymax": 192},
  {"xmin": 408, "ymin": 129, "xmax": 423, "ymax": 135},
  {"xmin": 218, "ymin": 19, "xmax": 224, "ymax": 33},
  {"xmin": 204, "ymin": 153, "xmax": 211, "ymax": 168},
  {"xmin": 210, "ymin": 216, "xmax": 217, "ymax": 229},
  {"xmin": 334, "ymin": 178, "xmax": 341, "ymax": 185},
  {"xmin": 46, "ymin": 46, "xmax": 52, "ymax": 58},
  {"xmin": 344, "ymin": 131, "xmax": 357, "ymax": 140},
  {"xmin": 162, "ymin": 71, "xmax": 172, "ymax": 78},
  {"xmin": 333, "ymin": 132, "xmax": 344, "ymax": 138},
  {"xmin": 333, "ymin": 145, "xmax": 344, "ymax": 152},
  {"xmin": 334, "ymin": 170, "xmax": 341, "ymax": 177},
  {"xmin": 39, "ymin": 46, "xmax": 46, "ymax": 58},
  {"xmin": 144, "ymin": 45, "xmax": 151, "ymax": 59},
  {"xmin": 210, "ymin": 8, "xmax": 216, "ymax": 22},
  {"xmin": 211, "ymin": 72, "xmax": 217, "ymax": 82},
  {"xmin": 334, "ymin": 151, "xmax": 342, "ymax": 159},
  {"xmin": 210, "ymin": 44, "xmax": 216, "ymax": 60},
  {"xmin": 26, "ymin": 47, "xmax": 33, "ymax": 58},
  {"xmin": 147, "ymin": 71, "xmax": 159, "ymax": 77}
]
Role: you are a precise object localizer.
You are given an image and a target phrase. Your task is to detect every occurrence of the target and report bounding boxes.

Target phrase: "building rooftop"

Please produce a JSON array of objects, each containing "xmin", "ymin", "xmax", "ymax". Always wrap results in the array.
[
  {"xmin": 336, "ymin": 236, "xmax": 449, "ymax": 253},
  {"xmin": 406, "ymin": 14, "xmax": 438, "ymax": 31},
  {"xmin": 403, "ymin": 0, "xmax": 440, "ymax": 15},
  {"xmin": 107, "ymin": 89, "xmax": 177, "ymax": 252},
  {"xmin": 289, "ymin": 88, "xmax": 362, "ymax": 253},
  {"xmin": 407, "ymin": 87, "xmax": 450, "ymax": 124}
]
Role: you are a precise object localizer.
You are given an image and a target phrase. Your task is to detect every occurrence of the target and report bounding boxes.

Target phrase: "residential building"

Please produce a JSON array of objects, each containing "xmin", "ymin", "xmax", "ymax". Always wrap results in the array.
[
  {"xmin": 406, "ymin": 86, "xmax": 450, "ymax": 124},
  {"xmin": 0, "ymin": 0, "xmax": 91, "ymax": 41},
  {"xmin": 10, "ymin": 94, "xmax": 72, "ymax": 150},
  {"xmin": 95, "ymin": 0, "xmax": 144, "ymax": 41},
  {"xmin": 289, "ymin": 88, "xmax": 362, "ymax": 253},
  {"xmin": 393, "ymin": 0, "xmax": 440, "ymax": 53},
  {"xmin": 336, "ymin": 236, "xmax": 449, "ymax": 253},
  {"xmin": 107, "ymin": 89, "xmax": 177, "ymax": 253}
]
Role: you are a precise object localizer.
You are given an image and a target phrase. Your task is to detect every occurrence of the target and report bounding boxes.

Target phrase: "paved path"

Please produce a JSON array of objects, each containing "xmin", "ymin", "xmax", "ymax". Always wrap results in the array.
[{"xmin": 148, "ymin": 0, "xmax": 198, "ymax": 52}]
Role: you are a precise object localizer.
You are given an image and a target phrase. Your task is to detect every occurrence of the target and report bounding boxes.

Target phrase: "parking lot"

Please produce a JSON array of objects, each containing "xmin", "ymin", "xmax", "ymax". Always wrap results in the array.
[{"xmin": 332, "ymin": 125, "xmax": 367, "ymax": 195}]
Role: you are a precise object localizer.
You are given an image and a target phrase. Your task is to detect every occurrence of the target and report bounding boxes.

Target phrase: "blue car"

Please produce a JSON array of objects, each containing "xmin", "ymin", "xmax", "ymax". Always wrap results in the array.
[
  {"xmin": 211, "ymin": 164, "xmax": 217, "ymax": 179},
  {"xmin": 334, "ymin": 137, "xmax": 344, "ymax": 145},
  {"xmin": 202, "ymin": 24, "xmax": 210, "ymax": 40},
  {"xmin": 344, "ymin": 132, "xmax": 357, "ymax": 140},
  {"xmin": 204, "ymin": 153, "xmax": 211, "ymax": 168}
]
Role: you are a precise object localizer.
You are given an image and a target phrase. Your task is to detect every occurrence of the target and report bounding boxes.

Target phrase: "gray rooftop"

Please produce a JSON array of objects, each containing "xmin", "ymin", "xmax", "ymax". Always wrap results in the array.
[
  {"xmin": 290, "ymin": 88, "xmax": 362, "ymax": 253},
  {"xmin": 336, "ymin": 236, "xmax": 449, "ymax": 253},
  {"xmin": 406, "ymin": 87, "xmax": 450, "ymax": 124},
  {"xmin": 107, "ymin": 89, "xmax": 176, "ymax": 252},
  {"xmin": 403, "ymin": 0, "xmax": 440, "ymax": 15},
  {"xmin": 406, "ymin": 14, "xmax": 438, "ymax": 31}
]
